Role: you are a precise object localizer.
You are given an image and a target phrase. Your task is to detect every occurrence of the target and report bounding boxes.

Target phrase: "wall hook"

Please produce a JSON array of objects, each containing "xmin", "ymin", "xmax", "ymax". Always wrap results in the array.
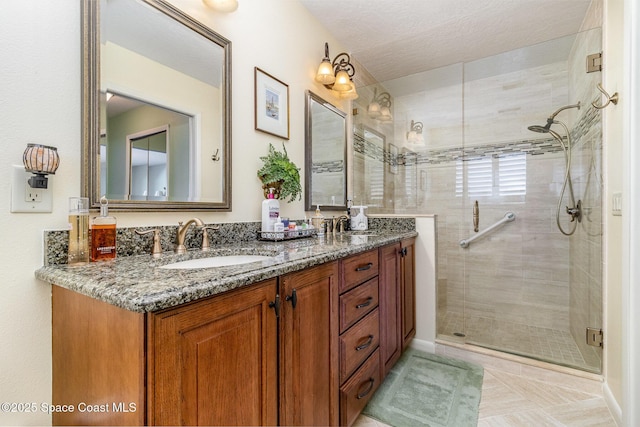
[
  {"xmin": 211, "ymin": 148, "xmax": 220, "ymax": 162},
  {"xmin": 592, "ymin": 83, "xmax": 619, "ymax": 109}
]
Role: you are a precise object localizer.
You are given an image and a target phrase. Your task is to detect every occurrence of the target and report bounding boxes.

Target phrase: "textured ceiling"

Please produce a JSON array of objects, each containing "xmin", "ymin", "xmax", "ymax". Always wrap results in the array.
[{"xmin": 299, "ymin": 0, "xmax": 592, "ymax": 83}]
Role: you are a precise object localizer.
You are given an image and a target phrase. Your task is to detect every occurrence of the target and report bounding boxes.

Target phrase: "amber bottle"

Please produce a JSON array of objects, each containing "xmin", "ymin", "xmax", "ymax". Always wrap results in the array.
[{"xmin": 90, "ymin": 196, "xmax": 117, "ymax": 261}]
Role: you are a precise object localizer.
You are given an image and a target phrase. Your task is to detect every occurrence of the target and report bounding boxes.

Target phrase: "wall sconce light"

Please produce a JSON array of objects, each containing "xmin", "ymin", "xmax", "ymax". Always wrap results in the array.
[
  {"xmin": 23, "ymin": 143, "xmax": 60, "ymax": 189},
  {"xmin": 315, "ymin": 42, "xmax": 358, "ymax": 100},
  {"xmin": 406, "ymin": 120, "xmax": 424, "ymax": 145},
  {"xmin": 202, "ymin": 0, "xmax": 238, "ymax": 12},
  {"xmin": 367, "ymin": 88, "xmax": 393, "ymax": 122}
]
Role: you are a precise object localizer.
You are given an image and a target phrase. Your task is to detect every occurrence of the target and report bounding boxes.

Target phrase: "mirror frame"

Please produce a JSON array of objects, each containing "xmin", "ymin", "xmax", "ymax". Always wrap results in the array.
[
  {"xmin": 304, "ymin": 90, "xmax": 347, "ymax": 211},
  {"xmin": 81, "ymin": 0, "xmax": 232, "ymax": 211}
]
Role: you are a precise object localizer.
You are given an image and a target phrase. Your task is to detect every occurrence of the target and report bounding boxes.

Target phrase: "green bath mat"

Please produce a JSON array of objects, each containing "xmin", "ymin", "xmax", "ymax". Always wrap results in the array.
[{"xmin": 362, "ymin": 349, "xmax": 484, "ymax": 427}]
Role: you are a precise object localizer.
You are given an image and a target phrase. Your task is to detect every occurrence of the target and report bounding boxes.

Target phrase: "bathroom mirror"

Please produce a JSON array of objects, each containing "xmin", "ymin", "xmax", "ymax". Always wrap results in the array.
[
  {"xmin": 304, "ymin": 91, "xmax": 347, "ymax": 211},
  {"xmin": 82, "ymin": 0, "xmax": 231, "ymax": 211}
]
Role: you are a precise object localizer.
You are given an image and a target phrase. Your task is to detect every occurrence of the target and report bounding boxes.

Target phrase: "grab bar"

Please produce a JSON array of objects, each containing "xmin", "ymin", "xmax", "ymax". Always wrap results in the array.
[{"xmin": 459, "ymin": 212, "xmax": 516, "ymax": 248}]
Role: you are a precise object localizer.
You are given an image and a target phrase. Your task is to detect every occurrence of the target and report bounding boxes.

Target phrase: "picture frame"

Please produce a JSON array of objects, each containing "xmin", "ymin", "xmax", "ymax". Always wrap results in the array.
[
  {"xmin": 388, "ymin": 143, "xmax": 398, "ymax": 174},
  {"xmin": 254, "ymin": 67, "xmax": 290, "ymax": 139}
]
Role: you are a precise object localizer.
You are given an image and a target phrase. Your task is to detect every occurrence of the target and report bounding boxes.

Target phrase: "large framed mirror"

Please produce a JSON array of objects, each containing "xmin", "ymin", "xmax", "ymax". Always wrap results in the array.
[
  {"xmin": 82, "ymin": 0, "xmax": 231, "ymax": 211},
  {"xmin": 304, "ymin": 91, "xmax": 347, "ymax": 211}
]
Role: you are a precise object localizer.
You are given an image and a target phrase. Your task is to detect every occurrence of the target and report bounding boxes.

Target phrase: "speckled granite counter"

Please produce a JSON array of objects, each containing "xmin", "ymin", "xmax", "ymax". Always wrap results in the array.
[{"xmin": 35, "ymin": 230, "xmax": 417, "ymax": 313}]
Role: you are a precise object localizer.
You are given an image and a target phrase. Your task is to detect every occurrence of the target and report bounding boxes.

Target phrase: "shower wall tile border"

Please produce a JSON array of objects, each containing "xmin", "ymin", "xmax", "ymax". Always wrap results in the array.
[{"xmin": 354, "ymin": 96, "xmax": 602, "ymax": 167}]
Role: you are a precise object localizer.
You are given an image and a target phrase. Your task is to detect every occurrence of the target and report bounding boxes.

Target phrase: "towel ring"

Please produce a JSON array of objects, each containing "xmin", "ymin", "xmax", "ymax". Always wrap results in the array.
[{"xmin": 592, "ymin": 83, "xmax": 619, "ymax": 109}]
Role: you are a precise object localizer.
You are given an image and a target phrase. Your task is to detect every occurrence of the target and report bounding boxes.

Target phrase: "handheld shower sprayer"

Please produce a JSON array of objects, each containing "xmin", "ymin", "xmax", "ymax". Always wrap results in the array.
[{"xmin": 527, "ymin": 102, "xmax": 581, "ymax": 236}]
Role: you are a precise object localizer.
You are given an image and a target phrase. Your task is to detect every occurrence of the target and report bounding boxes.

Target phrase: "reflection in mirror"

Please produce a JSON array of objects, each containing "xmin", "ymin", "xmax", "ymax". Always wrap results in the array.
[
  {"xmin": 304, "ymin": 91, "xmax": 347, "ymax": 211},
  {"xmin": 83, "ymin": 0, "xmax": 231, "ymax": 210},
  {"xmin": 353, "ymin": 125, "xmax": 385, "ymax": 208}
]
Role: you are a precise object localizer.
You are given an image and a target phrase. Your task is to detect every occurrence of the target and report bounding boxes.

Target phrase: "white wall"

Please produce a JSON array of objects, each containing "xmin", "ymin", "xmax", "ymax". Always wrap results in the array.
[{"xmin": 0, "ymin": 1, "xmax": 348, "ymax": 425}]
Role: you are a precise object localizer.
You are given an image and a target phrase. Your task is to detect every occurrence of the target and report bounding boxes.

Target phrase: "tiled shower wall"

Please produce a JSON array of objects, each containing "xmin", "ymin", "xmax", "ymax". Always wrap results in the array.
[{"xmin": 353, "ymin": 24, "xmax": 603, "ymax": 371}]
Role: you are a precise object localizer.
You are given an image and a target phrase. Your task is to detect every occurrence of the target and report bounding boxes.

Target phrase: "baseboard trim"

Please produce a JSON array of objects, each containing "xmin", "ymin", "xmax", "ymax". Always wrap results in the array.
[
  {"xmin": 603, "ymin": 382, "xmax": 622, "ymax": 426},
  {"xmin": 408, "ymin": 338, "xmax": 435, "ymax": 353}
]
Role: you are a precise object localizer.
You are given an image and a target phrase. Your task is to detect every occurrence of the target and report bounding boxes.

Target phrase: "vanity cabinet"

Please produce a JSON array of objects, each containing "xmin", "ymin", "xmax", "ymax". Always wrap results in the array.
[
  {"xmin": 378, "ymin": 238, "xmax": 416, "ymax": 377},
  {"xmin": 51, "ymin": 239, "xmax": 415, "ymax": 427},
  {"xmin": 401, "ymin": 238, "xmax": 416, "ymax": 348},
  {"xmin": 279, "ymin": 262, "xmax": 339, "ymax": 426},
  {"xmin": 379, "ymin": 243, "xmax": 402, "ymax": 377},
  {"xmin": 149, "ymin": 279, "xmax": 278, "ymax": 426},
  {"xmin": 338, "ymin": 250, "xmax": 381, "ymax": 427},
  {"xmin": 52, "ymin": 263, "xmax": 338, "ymax": 427}
]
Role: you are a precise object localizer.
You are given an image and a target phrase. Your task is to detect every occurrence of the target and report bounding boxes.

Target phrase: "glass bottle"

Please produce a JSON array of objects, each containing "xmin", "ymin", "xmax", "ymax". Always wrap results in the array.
[
  {"xmin": 90, "ymin": 196, "xmax": 117, "ymax": 261},
  {"xmin": 68, "ymin": 197, "xmax": 89, "ymax": 266}
]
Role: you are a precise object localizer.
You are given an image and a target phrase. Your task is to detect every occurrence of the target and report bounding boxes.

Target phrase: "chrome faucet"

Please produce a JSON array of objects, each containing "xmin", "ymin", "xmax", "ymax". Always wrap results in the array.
[
  {"xmin": 332, "ymin": 215, "xmax": 350, "ymax": 235},
  {"xmin": 175, "ymin": 218, "xmax": 204, "ymax": 254}
]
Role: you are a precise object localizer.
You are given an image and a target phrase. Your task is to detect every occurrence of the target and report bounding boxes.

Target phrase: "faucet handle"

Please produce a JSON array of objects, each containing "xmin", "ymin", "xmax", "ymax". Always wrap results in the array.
[
  {"xmin": 135, "ymin": 228, "xmax": 162, "ymax": 258},
  {"xmin": 201, "ymin": 225, "xmax": 221, "ymax": 251}
]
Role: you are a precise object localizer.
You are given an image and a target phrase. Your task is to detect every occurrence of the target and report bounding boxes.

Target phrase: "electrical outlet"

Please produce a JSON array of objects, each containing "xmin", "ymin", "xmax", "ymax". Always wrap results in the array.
[
  {"xmin": 26, "ymin": 186, "xmax": 43, "ymax": 202},
  {"xmin": 11, "ymin": 165, "xmax": 53, "ymax": 213}
]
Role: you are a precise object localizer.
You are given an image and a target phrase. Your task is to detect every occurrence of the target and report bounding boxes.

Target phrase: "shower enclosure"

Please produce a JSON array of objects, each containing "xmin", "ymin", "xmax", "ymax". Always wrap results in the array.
[{"xmin": 352, "ymin": 26, "xmax": 603, "ymax": 373}]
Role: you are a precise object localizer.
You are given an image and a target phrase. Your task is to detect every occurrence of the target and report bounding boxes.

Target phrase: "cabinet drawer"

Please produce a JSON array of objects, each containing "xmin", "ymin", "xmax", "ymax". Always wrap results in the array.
[
  {"xmin": 340, "ymin": 309, "xmax": 380, "ymax": 382},
  {"xmin": 339, "ymin": 349, "xmax": 381, "ymax": 427},
  {"xmin": 339, "ymin": 277, "xmax": 379, "ymax": 333},
  {"xmin": 341, "ymin": 249, "xmax": 379, "ymax": 293}
]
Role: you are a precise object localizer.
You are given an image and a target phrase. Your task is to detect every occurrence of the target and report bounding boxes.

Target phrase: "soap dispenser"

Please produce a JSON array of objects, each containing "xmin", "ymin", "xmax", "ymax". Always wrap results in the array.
[
  {"xmin": 90, "ymin": 196, "xmax": 117, "ymax": 261},
  {"xmin": 311, "ymin": 205, "xmax": 325, "ymax": 235},
  {"xmin": 350, "ymin": 206, "xmax": 368, "ymax": 231}
]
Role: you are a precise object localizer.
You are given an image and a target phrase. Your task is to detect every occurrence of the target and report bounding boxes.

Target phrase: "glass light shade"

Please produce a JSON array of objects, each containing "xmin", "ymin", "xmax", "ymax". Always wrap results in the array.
[
  {"xmin": 339, "ymin": 81, "xmax": 358, "ymax": 100},
  {"xmin": 23, "ymin": 144, "xmax": 60, "ymax": 174},
  {"xmin": 407, "ymin": 130, "xmax": 418, "ymax": 143},
  {"xmin": 332, "ymin": 69, "xmax": 352, "ymax": 91},
  {"xmin": 202, "ymin": 0, "xmax": 238, "ymax": 12},
  {"xmin": 378, "ymin": 106, "xmax": 393, "ymax": 122},
  {"xmin": 367, "ymin": 101, "xmax": 381, "ymax": 118},
  {"xmin": 315, "ymin": 60, "xmax": 336, "ymax": 85}
]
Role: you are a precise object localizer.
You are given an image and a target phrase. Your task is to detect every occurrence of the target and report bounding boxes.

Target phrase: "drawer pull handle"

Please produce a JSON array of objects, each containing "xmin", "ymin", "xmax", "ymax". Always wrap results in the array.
[
  {"xmin": 355, "ymin": 262, "xmax": 373, "ymax": 272},
  {"xmin": 355, "ymin": 297, "xmax": 373, "ymax": 309},
  {"xmin": 356, "ymin": 378, "xmax": 375, "ymax": 399},
  {"xmin": 355, "ymin": 335, "xmax": 374, "ymax": 351}
]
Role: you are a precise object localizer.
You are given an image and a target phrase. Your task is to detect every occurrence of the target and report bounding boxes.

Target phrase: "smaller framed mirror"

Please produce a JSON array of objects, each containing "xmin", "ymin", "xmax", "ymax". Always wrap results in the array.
[{"xmin": 304, "ymin": 91, "xmax": 347, "ymax": 211}]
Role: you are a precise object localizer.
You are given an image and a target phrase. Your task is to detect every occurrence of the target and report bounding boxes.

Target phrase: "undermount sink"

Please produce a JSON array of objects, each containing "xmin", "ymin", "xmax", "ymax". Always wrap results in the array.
[
  {"xmin": 345, "ymin": 230, "xmax": 378, "ymax": 236},
  {"xmin": 160, "ymin": 255, "xmax": 273, "ymax": 270}
]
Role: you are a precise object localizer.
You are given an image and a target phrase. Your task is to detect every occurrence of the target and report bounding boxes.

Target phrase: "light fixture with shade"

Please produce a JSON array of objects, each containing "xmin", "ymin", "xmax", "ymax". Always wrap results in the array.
[
  {"xmin": 406, "ymin": 120, "xmax": 425, "ymax": 145},
  {"xmin": 367, "ymin": 88, "xmax": 393, "ymax": 122},
  {"xmin": 23, "ymin": 143, "xmax": 60, "ymax": 189},
  {"xmin": 315, "ymin": 42, "xmax": 358, "ymax": 99},
  {"xmin": 202, "ymin": 0, "xmax": 238, "ymax": 12}
]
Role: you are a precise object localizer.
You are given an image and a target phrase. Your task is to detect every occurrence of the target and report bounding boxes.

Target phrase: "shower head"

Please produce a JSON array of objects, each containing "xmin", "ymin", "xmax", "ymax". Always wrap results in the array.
[
  {"xmin": 528, "ymin": 102, "xmax": 581, "ymax": 135},
  {"xmin": 527, "ymin": 123, "xmax": 552, "ymax": 133}
]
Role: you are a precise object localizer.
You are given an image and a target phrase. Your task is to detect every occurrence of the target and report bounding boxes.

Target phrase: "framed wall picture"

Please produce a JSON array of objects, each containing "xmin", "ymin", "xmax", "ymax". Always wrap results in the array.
[
  {"xmin": 388, "ymin": 143, "xmax": 398, "ymax": 174},
  {"xmin": 254, "ymin": 67, "xmax": 290, "ymax": 139}
]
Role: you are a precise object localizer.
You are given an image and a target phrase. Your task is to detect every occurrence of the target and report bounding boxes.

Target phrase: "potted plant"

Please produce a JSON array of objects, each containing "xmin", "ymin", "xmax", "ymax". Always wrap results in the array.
[{"xmin": 257, "ymin": 143, "xmax": 302, "ymax": 202}]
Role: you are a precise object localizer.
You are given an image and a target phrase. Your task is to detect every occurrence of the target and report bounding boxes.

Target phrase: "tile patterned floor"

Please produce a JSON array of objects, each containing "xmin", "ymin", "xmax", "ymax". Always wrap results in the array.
[
  {"xmin": 353, "ymin": 345, "xmax": 617, "ymax": 427},
  {"xmin": 437, "ymin": 311, "xmax": 601, "ymax": 372}
]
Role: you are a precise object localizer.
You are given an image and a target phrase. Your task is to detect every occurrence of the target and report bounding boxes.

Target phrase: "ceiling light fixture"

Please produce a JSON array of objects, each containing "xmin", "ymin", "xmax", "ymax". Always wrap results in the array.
[
  {"xmin": 406, "ymin": 120, "xmax": 424, "ymax": 145},
  {"xmin": 315, "ymin": 42, "xmax": 358, "ymax": 100},
  {"xmin": 367, "ymin": 88, "xmax": 392, "ymax": 122},
  {"xmin": 202, "ymin": 0, "xmax": 238, "ymax": 13},
  {"xmin": 23, "ymin": 144, "xmax": 60, "ymax": 188}
]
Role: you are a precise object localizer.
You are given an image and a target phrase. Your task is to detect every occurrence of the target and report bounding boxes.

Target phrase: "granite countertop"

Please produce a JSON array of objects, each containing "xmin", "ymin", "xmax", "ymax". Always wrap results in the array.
[{"xmin": 35, "ymin": 231, "xmax": 417, "ymax": 313}]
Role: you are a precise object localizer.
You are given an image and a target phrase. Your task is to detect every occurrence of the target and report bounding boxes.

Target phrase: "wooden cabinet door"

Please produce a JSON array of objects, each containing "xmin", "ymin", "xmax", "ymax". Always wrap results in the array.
[
  {"xmin": 401, "ymin": 238, "xmax": 416, "ymax": 348},
  {"xmin": 149, "ymin": 279, "xmax": 278, "ymax": 426},
  {"xmin": 379, "ymin": 243, "xmax": 402, "ymax": 377},
  {"xmin": 279, "ymin": 262, "xmax": 339, "ymax": 426}
]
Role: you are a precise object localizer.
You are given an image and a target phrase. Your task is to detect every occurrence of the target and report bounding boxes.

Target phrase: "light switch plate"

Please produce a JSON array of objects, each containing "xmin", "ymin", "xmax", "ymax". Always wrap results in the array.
[
  {"xmin": 612, "ymin": 192, "xmax": 622, "ymax": 216},
  {"xmin": 11, "ymin": 165, "xmax": 53, "ymax": 213}
]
